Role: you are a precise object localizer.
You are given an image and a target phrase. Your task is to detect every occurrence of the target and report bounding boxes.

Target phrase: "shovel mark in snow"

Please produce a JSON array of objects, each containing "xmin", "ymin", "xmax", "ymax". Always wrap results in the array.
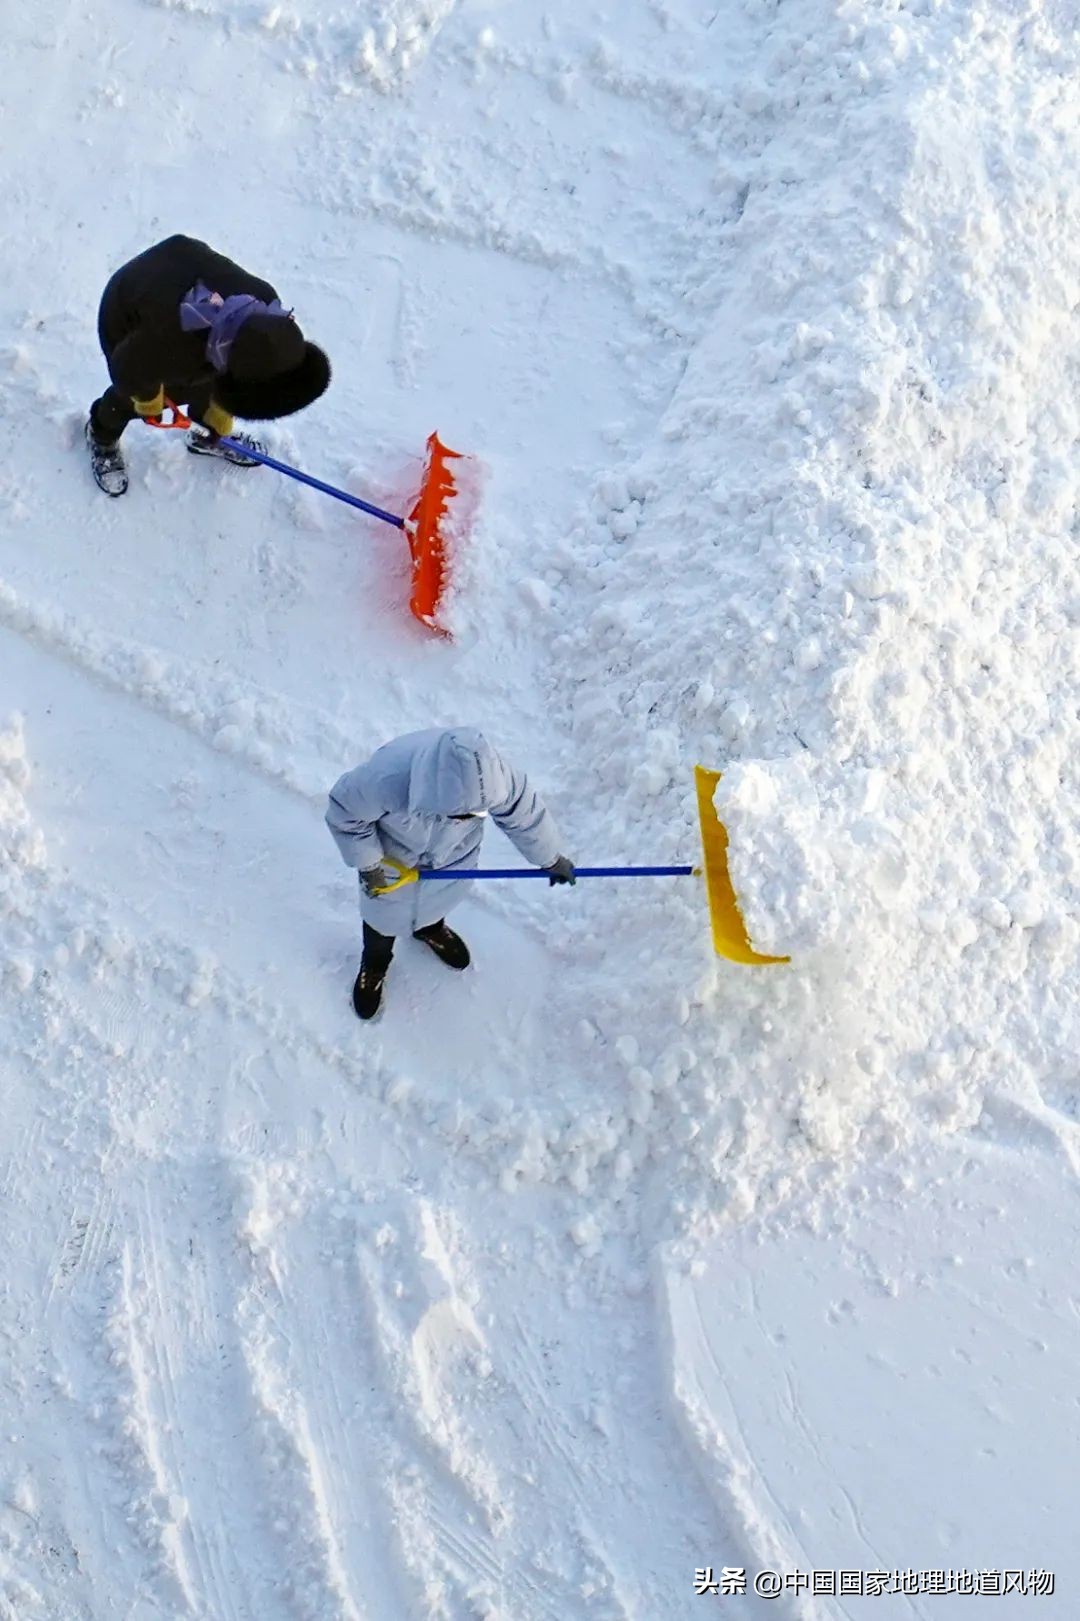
[
  {"xmin": 45, "ymin": 1181, "xmax": 119, "ymax": 1310},
  {"xmin": 344, "ymin": 1203, "xmax": 590, "ymax": 1620},
  {"xmin": 70, "ymin": 1238, "xmax": 201, "ymax": 1613},
  {"xmin": 0, "ymin": 578, "xmax": 352, "ymax": 802},
  {"xmin": 130, "ymin": 1178, "xmax": 247, "ymax": 1621},
  {"xmin": 130, "ymin": 1163, "xmax": 293, "ymax": 1621},
  {"xmin": 0, "ymin": 1112, "xmax": 44, "ymax": 1204},
  {"xmin": 504, "ymin": 1312, "xmax": 596, "ymax": 1485},
  {"xmin": 231, "ymin": 1167, "xmax": 404, "ymax": 1621},
  {"xmin": 352, "ymin": 1200, "xmax": 502, "ymax": 1518}
]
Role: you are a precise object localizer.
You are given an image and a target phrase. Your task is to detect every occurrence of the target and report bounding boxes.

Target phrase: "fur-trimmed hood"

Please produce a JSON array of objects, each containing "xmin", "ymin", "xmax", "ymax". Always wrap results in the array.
[{"xmin": 215, "ymin": 342, "xmax": 331, "ymax": 421}]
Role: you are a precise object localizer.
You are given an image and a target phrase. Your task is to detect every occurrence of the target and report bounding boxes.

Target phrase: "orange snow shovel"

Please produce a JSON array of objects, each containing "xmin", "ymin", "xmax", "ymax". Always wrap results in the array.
[
  {"xmin": 147, "ymin": 406, "xmax": 464, "ymax": 635},
  {"xmin": 404, "ymin": 433, "xmax": 464, "ymax": 634},
  {"xmin": 367, "ymin": 767, "xmax": 790, "ymax": 965}
]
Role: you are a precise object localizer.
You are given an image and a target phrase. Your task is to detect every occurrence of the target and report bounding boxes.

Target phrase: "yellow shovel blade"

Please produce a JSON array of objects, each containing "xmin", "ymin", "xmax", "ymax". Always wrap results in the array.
[{"xmin": 695, "ymin": 765, "xmax": 790, "ymax": 965}]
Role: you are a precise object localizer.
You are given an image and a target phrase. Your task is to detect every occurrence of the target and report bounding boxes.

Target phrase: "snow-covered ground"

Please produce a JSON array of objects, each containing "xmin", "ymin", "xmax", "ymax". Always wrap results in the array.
[{"xmin": 1, "ymin": 0, "xmax": 1077, "ymax": 1617}]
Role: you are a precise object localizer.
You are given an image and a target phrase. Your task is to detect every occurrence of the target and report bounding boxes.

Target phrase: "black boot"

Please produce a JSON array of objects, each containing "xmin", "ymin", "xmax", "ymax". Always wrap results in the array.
[
  {"xmin": 86, "ymin": 419, "xmax": 129, "ymax": 497},
  {"xmin": 352, "ymin": 959, "xmax": 388, "ymax": 1019},
  {"xmin": 353, "ymin": 924, "xmax": 395, "ymax": 1019},
  {"xmin": 413, "ymin": 920, "xmax": 470, "ymax": 970},
  {"xmin": 187, "ymin": 426, "xmax": 265, "ymax": 466}
]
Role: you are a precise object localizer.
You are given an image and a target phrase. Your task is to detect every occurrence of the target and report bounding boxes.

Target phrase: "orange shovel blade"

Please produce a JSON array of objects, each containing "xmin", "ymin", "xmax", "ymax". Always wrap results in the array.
[{"xmin": 406, "ymin": 432, "xmax": 465, "ymax": 636}]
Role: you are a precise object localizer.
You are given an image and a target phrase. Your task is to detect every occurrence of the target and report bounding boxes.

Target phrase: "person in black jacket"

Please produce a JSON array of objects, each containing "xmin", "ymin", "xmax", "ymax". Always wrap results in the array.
[{"xmin": 86, "ymin": 234, "xmax": 331, "ymax": 496}]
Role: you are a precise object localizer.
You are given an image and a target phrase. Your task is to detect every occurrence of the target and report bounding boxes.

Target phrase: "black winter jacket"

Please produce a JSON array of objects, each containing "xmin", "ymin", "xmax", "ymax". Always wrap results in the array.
[{"xmin": 98, "ymin": 234, "xmax": 279, "ymax": 404}]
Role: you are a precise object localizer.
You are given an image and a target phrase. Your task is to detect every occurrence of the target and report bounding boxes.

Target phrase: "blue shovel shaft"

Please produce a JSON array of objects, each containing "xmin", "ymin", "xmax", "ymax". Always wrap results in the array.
[
  {"xmin": 219, "ymin": 437, "xmax": 406, "ymax": 530},
  {"xmin": 419, "ymin": 866, "xmax": 694, "ymax": 879}
]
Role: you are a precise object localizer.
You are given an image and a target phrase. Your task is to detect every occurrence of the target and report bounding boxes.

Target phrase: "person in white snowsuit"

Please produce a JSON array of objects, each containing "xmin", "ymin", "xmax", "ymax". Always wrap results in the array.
[{"xmin": 326, "ymin": 726, "xmax": 575, "ymax": 1018}]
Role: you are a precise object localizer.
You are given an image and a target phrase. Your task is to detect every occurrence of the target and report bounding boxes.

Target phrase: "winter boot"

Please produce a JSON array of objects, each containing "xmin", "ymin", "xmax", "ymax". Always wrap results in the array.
[
  {"xmin": 413, "ymin": 920, "xmax": 471, "ymax": 970},
  {"xmin": 86, "ymin": 419, "xmax": 129, "ymax": 497},
  {"xmin": 187, "ymin": 426, "xmax": 265, "ymax": 466},
  {"xmin": 352, "ymin": 956, "xmax": 390, "ymax": 1020}
]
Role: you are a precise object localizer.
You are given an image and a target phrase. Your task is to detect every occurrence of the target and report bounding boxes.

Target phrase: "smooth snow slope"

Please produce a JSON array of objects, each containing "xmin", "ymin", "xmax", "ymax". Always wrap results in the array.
[{"xmin": 1, "ymin": 0, "xmax": 1078, "ymax": 1618}]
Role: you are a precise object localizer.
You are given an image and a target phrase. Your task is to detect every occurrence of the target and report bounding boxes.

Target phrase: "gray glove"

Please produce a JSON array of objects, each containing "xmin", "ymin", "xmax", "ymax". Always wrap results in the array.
[
  {"xmin": 545, "ymin": 854, "xmax": 576, "ymax": 886},
  {"xmin": 360, "ymin": 864, "xmax": 391, "ymax": 897}
]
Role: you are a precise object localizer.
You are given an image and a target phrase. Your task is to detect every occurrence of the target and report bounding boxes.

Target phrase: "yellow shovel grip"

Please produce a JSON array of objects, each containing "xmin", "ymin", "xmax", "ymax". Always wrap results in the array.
[{"xmin": 370, "ymin": 856, "xmax": 420, "ymax": 896}]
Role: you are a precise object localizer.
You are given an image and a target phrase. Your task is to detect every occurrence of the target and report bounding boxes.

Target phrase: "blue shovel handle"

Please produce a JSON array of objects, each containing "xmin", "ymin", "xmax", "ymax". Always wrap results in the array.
[
  {"xmin": 219, "ymin": 437, "xmax": 406, "ymax": 529},
  {"xmin": 419, "ymin": 866, "xmax": 695, "ymax": 879}
]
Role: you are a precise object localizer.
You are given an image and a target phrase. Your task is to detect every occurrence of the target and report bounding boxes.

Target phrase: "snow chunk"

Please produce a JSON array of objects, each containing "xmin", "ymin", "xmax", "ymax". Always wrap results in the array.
[{"xmin": 712, "ymin": 759, "xmax": 846, "ymax": 955}]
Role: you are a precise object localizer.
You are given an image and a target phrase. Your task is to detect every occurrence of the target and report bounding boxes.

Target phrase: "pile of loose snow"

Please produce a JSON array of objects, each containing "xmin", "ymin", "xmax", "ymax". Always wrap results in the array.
[
  {"xmin": 525, "ymin": 0, "xmax": 1080, "ymax": 1240},
  {"xmin": 147, "ymin": 0, "xmax": 459, "ymax": 92},
  {"xmin": 712, "ymin": 756, "xmax": 904, "ymax": 958}
]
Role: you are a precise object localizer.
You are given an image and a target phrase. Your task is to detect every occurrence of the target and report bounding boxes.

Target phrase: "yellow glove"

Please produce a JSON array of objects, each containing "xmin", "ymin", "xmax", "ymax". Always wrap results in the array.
[
  {"xmin": 365, "ymin": 857, "xmax": 419, "ymax": 895},
  {"xmin": 132, "ymin": 386, "xmax": 166, "ymax": 419},
  {"xmin": 202, "ymin": 401, "xmax": 235, "ymax": 437}
]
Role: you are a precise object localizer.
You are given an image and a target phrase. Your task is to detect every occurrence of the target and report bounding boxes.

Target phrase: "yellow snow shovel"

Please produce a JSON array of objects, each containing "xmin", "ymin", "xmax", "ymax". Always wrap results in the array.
[
  {"xmin": 367, "ymin": 767, "xmax": 789, "ymax": 965},
  {"xmin": 694, "ymin": 765, "xmax": 789, "ymax": 964}
]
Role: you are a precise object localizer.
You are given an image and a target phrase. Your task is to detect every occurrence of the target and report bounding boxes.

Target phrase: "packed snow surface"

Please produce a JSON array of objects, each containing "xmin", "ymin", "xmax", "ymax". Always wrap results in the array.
[{"xmin": 1, "ymin": 0, "xmax": 1078, "ymax": 1616}]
